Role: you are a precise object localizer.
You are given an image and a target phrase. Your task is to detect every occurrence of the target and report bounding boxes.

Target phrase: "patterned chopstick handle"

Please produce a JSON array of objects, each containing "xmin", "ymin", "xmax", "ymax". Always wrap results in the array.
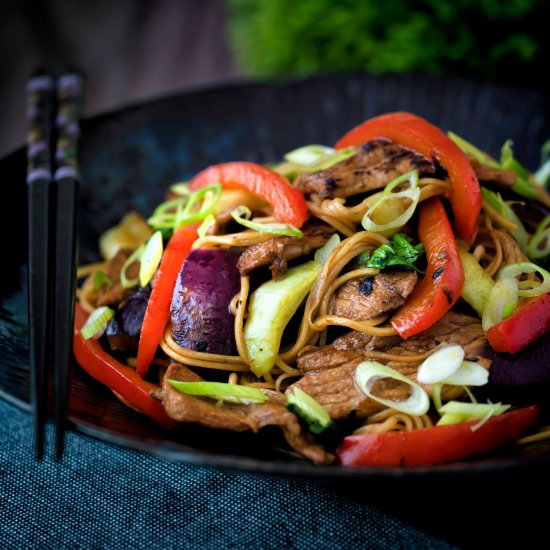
[
  {"xmin": 26, "ymin": 75, "xmax": 55, "ymax": 182},
  {"xmin": 55, "ymin": 73, "xmax": 84, "ymax": 180}
]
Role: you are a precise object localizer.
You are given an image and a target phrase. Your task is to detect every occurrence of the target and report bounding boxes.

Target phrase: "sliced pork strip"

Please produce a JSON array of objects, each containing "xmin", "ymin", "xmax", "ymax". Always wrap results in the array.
[
  {"xmin": 295, "ymin": 139, "xmax": 435, "ymax": 199},
  {"xmin": 237, "ymin": 220, "xmax": 335, "ymax": 279},
  {"xmin": 331, "ymin": 271, "xmax": 418, "ymax": 321},
  {"xmin": 160, "ymin": 364, "xmax": 333, "ymax": 464}
]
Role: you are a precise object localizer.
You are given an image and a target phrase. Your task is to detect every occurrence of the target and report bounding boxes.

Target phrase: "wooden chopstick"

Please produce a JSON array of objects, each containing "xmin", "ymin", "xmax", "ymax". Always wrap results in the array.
[
  {"xmin": 52, "ymin": 73, "xmax": 83, "ymax": 460},
  {"xmin": 26, "ymin": 74, "xmax": 55, "ymax": 460}
]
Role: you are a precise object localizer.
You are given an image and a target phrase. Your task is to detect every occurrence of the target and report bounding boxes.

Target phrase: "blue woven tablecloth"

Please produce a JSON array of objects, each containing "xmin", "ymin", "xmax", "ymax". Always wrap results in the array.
[{"xmin": 0, "ymin": 399, "xmax": 456, "ymax": 549}]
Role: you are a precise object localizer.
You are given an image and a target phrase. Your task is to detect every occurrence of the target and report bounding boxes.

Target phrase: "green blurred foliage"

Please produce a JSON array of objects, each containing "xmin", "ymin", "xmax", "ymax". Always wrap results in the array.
[{"xmin": 227, "ymin": 0, "xmax": 547, "ymax": 86}]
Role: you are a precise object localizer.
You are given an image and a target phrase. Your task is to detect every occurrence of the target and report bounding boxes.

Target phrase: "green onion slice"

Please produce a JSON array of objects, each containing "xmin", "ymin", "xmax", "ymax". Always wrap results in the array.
[
  {"xmin": 284, "ymin": 144, "xmax": 335, "ymax": 165},
  {"xmin": 148, "ymin": 183, "xmax": 222, "ymax": 234},
  {"xmin": 442, "ymin": 361, "xmax": 489, "ymax": 387},
  {"xmin": 481, "ymin": 187, "xmax": 529, "ymax": 251},
  {"xmin": 498, "ymin": 261, "xmax": 550, "ymax": 297},
  {"xmin": 436, "ymin": 401, "xmax": 510, "ymax": 430},
  {"xmin": 528, "ymin": 215, "xmax": 550, "ymax": 259},
  {"xmin": 231, "ymin": 205, "xmax": 304, "ymax": 238},
  {"xmin": 198, "ymin": 214, "xmax": 216, "ymax": 238},
  {"xmin": 534, "ymin": 140, "xmax": 550, "ymax": 186},
  {"xmin": 93, "ymin": 271, "xmax": 112, "ymax": 291},
  {"xmin": 81, "ymin": 306, "xmax": 115, "ymax": 340},
  {"xmin": 170, "ymin": 182, "xmax": 191, "ymax": 196},
  {"xmin": 283, "ymin": 144, "xmax": 357, "ymax": 172},
  {"xmin": 354, "ymin": 361, "xmax": 430, "ymax": 416},
  {"xmin": 361, "ymin": 170, "xmax": 420, "ymax": 234},
  {"xmin": 482, "ymin": 277, "xmax": 518, "ymax": 331},
  {"xmin": 286, "ymin": 387, "xmax": 334, "ymax": 434},
  {"xmin": 120, "ymin": 245, "xmax": 144, "ymax": 289},
  {"xmin": 448, "ymin": 132, "xmax": 500, "ymax": 168},
  {"xmin": 500, "ymin": 140, "xmax": 539, "ymax": 199},
  {"xmin": 314, "ymin": 233, "xmax": 341, "ymax": 265},
  {"xmin": 139, "ymin": 231, "xmax": 163, "ymax": 287},
  {"xmin": 168, "ymin": 380, "xmax": 268, "ymax": 405},
  {"xmin": 417, "ymin": 344, "xmax": 465, "ymax": 385}
]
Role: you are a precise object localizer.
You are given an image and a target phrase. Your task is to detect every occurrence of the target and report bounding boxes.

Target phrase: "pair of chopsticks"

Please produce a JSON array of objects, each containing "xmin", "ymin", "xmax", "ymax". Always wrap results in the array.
[{"xmin": 26, "ymin": 73, "xmax": 83, "ymax": 460}]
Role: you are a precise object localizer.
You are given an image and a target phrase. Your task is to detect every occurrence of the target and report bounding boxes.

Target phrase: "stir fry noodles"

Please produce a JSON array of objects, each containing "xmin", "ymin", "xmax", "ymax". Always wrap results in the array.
[{"xmin": 75, "ymin": 112, "xmax": 550, "ymax": 466}]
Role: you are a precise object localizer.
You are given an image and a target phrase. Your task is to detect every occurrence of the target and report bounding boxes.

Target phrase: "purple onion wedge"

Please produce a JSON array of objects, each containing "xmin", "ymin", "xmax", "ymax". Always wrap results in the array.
[
  {"xmin": 481, "ymin": 331, "xmax": 550, "ymax": 387},
  {"xmin": 170, "ymin": 248, "xmax": 241, "ymax": 355}
]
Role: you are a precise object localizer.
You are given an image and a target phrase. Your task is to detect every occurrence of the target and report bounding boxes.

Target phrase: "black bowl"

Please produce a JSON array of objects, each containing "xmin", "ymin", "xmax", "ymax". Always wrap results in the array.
[{"xmin": 2, "ymin": 73, "xmax": 550, "ymax": 479}]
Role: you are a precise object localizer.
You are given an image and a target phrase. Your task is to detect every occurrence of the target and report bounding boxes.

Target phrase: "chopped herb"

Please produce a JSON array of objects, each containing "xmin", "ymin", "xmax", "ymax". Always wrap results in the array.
[{"xmin": 357, "ymin": 233, "xmax": 425, "ymax": 272}]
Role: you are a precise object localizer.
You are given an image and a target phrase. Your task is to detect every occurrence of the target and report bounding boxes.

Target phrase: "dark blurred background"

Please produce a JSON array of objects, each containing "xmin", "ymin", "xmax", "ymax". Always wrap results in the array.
[{"xmin": 1, "ymin": 0, "xmax": 548, "ymax": 156}]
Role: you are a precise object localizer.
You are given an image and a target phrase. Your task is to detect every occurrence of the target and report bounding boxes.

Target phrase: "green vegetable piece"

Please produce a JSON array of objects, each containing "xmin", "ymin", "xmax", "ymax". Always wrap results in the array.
[
  {"xmin": 448, "ymin": 132, "xmax": 500, "ymax": 169},
  {"xmin": 437, "ymin": 401, "xmax": 510, "ymax": 430},
  {"xmin": 81, "ymin": 306, "xmax": 115, "ymax": 340},
  {"xmin": 286, "ymin": 387, "xmax": 335, "ymax": 434},
  {"xmin": 361, "ymin": 233, "xmax": 425, "ymax": 272},
  {"xmin": 481, "ymin": 187, "xmax": 529, "ymax": 252},
  {"xmin": 244, "ymin": 260, "xmax": 322, "ymax": 377},
  {"xmin": 457, "ymin": 245, "xmax": 495, "ymax": 317},
  {"xmin": 231, "ymin": 205, "xmax": 303, "ymax": 237},
  {"xmin": 168, "ymin": 380, "xmax": 267, "ymax": 404},
  {"xmin": 93, "ymin": 271, "xmax": 112, "ymax": 291},
  {"xmin": 500, "ymin": 140, "xmax": 538, "ymax": 199},
  {"xmin": 139, "ymin": 231, "xmax": 164, "ymax": 287}
]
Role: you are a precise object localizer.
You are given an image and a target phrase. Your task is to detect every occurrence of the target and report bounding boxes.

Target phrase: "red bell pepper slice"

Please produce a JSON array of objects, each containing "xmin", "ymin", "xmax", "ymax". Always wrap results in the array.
[
  {"xmin": 336, "ymin": 405, "xmax": 540, "ymax": 467},
  {"xmin": 391, "ymin": 197, "xmax": 464, "ymax": 338},
  {"xmin": 73, "ymin": 303, "xmax": 178, "ymax": 428},
  {"xmin": 487, "ymin": 293, "xmax": 550, "ymax": 353},
  {"xmin": 335, "ymin": 112, "xmax": 481, "ymax": 243},
  {"xmin": 188, "ymin": 161, "xmax": 309, "ymax": 227},
  {"xmin": 136, "ymin": 225, "xmax": 197, "ymax": 377}
]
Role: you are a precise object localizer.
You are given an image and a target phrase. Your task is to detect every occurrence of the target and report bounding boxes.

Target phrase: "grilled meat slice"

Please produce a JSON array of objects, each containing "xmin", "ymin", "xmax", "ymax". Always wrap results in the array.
[
  {"xmin": 331, "ymin": 271, "xmax": 417, "ymax": 321},
  {"xmin": 292, "ymin": 312, "xmax": 489, "ymax": 419},
  {"xmin": 160, "ymin": 364, "xmax": 333, "ymax": 464},
  {"xmin": 469, "ymin": 156, "xmax": 516, "ymax": 188},
  {"xmin": 290, "ymin": 362, "xmax": 411, "ymax": 419},
  {"xmin": 295, "ymin": 139, "xmax": 435, "ymax": 199},
  {"xmin": 237, "ymin": 220, "xmax": 335, "ymax": 279}
]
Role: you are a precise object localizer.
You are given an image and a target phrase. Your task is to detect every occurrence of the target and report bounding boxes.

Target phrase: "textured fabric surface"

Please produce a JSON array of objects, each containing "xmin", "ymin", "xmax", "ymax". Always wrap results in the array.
[{"xmin": 0, "ymin": 399, "xmax": 455, "ymax": 550}]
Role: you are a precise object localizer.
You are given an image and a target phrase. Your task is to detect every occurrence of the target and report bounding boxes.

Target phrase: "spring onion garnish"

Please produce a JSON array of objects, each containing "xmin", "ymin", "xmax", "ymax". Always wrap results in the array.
[
  {"xmin": 354, "ymin": 361, "xmax": 430, "ymax": 416},
  {"xmin": 286, "ymin": 387, "xmax": 334, "ymax": 434},
  {"xmin": 534, "ymin": 140, "xmax": 550, "ymax": 186},
  {"xmin": 81, "ymin": 306, "xmax": 115, "ymax": 340},
  {"xmin": 198, "ymin": 214, "xmax": 216, "ymax": 238},
  {"xmin": 120, "ymin": 245, "xmax": 144, "ymax": 289},
  {"xmin": 498, "ymin": 261, "xmax": 550, "ymax": 297},
  {"xmin": 93, "ymin": 271, "xmax": 112, "ymax": 291},
  {"xmin": 168, "ymin": 380, "xmax": 268, "ymax": 405},
  {"xmin": 482, "ymin": 277, "xmax": 518, "ymax": 331},
  {"xmin": 528, "ymin": 215, "xmax": 550, "ymax": 260},
  {"xmin": 283, "ymin": 144, "xmax": 357, "ymax": 172},
  {"xmin": 361, "ymin": 170, "xmax": 420, "ymax": 235},
  {"xmin": 231, "ymin": 205, "xmax": 304, "ymax": 238},
  {"xmin": 481, "ymin": 187, "xmax": 529, "ymax": 251},
  {"xmin": 314, "ymin": 233, "xmax": 341, "ymax": 265},
  {"xmin": 436, "ymin": 401, "xmax": 510, "ymax": 430},
  {"xmin": 148, "ymin": 183, "xmax": 222, "ymax": 234},
  {"xmin": 450, "ymin": 132, "xmax": 540, "ymax": 200},
  {"xmin": 448, "ymin": 132, "xmax": 500, "ymax": 168},
  {"xmin": 442, "ymin": 361, "xmax": 489, "ymax": 387},
  {"xmin": 417, "ymin": 344, "xmax": 465, "ymax": 385},
  {"xmin": 500, "ymin": 140, "xmax": 539, "ymax": 199},
  {"xmin": 284, "ymin": 144, "xmax": 335, "ymax": 165},
  {"xmin": 431, "ymin": 360, "xmax": 489, "ymax": 410},
  {"xmin": 169, "ymin": 182, "xmax": 191, "ymax": 196},
  {"xmin": 139, "ymin": 231, "xmax": 163, "ymax": 287}
]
